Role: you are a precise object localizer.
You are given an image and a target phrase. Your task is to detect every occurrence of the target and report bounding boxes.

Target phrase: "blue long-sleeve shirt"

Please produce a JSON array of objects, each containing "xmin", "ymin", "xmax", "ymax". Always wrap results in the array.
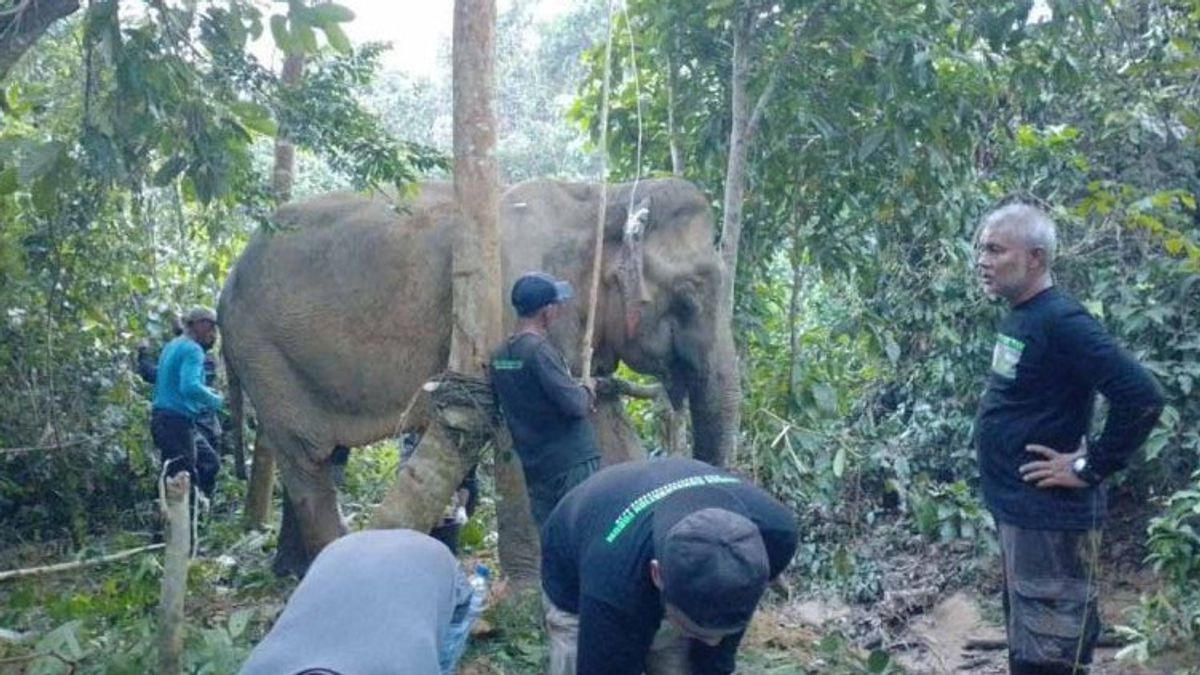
[{"xmin": 152, "ymin": 336, "xmax": 223, "ymax": 418}]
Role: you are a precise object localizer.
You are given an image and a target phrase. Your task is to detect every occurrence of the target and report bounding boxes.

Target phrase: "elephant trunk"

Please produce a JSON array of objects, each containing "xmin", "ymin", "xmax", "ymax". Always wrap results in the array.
[{"xmin": 686, "ymin": 342, "xmax": 740, "ymax": 467}]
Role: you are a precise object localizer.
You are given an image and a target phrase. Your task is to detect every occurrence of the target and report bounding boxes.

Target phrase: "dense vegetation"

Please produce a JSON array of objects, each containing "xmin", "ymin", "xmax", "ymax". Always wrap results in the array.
[{"xmin": 1, "ymin": 0, "xmax": 1197, "ymax": 672}]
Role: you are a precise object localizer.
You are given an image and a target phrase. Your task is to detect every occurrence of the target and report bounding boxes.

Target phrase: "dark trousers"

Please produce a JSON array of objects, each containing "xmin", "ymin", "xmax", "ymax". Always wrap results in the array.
[
  {"xmin": 151, "ymin": 409, "xmax": 219, "ymax": 498},
  {"xmin": 528, "ymin": 457, "xmax": 600, "ymax": 529},
  {"xmin": 998, "ymin": 523, "xmax": 1101, "ymax": 675}
]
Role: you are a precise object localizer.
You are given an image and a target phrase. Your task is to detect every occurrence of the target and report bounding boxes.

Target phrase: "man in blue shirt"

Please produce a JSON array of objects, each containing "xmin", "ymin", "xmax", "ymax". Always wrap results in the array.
[{"xmin": 151, "ymin": 307, "xmax": 225, "ymax": 498}]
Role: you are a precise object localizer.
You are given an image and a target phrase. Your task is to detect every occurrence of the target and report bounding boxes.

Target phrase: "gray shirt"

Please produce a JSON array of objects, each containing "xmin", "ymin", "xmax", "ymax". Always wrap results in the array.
[{"xmin": 239, "ymin": 530, "xmax": 468, "ymax": 675}]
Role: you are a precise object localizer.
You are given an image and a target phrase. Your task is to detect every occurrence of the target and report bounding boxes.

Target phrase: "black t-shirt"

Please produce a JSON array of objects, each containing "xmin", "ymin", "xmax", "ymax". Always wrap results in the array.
[
  {"xmin": 974, "ymin": 287, "xmax": 1163, "ymax": 530},
  {"xmin": 541, "ymin": 458, "xmax": 798, "ymax": 675},
  {"xmin": 490, "ymin": 333, "xmax": 600, "ymax": 486}
]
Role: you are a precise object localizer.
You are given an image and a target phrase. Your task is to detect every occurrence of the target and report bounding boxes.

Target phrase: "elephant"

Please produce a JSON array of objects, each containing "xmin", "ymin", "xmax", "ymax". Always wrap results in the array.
[{"xmin": 218, "ymin": 178, "xmax": 741, "ymax": 573}]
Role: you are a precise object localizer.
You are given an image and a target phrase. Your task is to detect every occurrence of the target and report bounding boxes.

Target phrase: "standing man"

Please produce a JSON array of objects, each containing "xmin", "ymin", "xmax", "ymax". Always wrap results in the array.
[
  {"xmin": 974, "ymin": 204, "xmax": 1164, "ymax": 675},
  {"xmin": 137, "ymin": 314, "xmax": 223, "ymax": 471},
  {"xmin": 491, "ymin": 271, "xmax": 602, "ymax": 528},
  {"xmin": 151, "ymin": 307, "xmax": 225, "ymax": 499},
  {"xmin": 540, "ymin": 457, "xmax": 797, "ymax": 675}
]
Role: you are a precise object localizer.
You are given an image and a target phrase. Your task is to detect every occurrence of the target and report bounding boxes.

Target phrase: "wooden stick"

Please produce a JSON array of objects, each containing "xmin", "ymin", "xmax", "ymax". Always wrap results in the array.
[
  {"xmin": 0, "ymin": 434, "xmax": 106, "ymax": 457},
  {"xmin": 0, "ymin": 543, "xmax": 164, "ymax": 583},
  {"xmin": 580, "ymin": 0, "xmax": 615, "ymax": 385},
  {"xmin": 158, "ymin": 472, "xmax": 190, "ymax": 675},
  {"xmin": 964, "ymin": 634, "xmax": 1125, "ymax": 651}
]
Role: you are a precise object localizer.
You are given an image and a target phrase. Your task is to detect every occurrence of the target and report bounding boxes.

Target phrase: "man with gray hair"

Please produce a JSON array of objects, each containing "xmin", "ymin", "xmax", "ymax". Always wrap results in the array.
[{"xmin": 974, "ymin": 203, "xmax": 1164, "ymax": 674}]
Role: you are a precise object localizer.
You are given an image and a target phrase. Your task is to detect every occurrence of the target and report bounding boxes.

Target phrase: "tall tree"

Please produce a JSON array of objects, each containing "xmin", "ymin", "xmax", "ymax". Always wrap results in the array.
[{"xmin": 370, "ymin": 0, "xmax": 515, "ymax": 558}]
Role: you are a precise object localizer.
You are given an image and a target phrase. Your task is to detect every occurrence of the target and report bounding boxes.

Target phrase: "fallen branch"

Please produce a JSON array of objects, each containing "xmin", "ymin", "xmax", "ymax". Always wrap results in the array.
[
  {"xmin": 964, "ymin": 633, "xmax": 1125, "ymax": 651},
  {"xmin": 0, "ymin": 434, "xmax": 109, "ymax": 457},
  {"xmin": 0, "ymin": 544, "xmax": 164, "ymax": 583}
]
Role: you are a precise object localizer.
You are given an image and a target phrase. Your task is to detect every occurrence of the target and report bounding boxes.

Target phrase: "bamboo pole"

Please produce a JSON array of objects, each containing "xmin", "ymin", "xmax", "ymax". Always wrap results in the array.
[{"xmin": 580, "ymin": 0, "xmax": 615, "ymax": 384}]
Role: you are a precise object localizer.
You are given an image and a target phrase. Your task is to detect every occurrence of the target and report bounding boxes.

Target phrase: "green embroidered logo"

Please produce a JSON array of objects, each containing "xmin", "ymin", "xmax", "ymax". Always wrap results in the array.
[
  {"xmin": 991, "ymin": 333, "xmax": 1024, "ymax": 379},
  {"xmin": 604, "ymin": 474, "xmax": 741, "ymax": 544},
  {"xmin": 492, "ymin": 358, "xmax": 523, "ymax": 371}
]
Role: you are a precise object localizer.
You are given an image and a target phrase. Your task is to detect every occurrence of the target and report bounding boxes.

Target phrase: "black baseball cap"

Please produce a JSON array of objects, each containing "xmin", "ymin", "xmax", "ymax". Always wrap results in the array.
[
  {"xmin": 511, "ymin": 272, "xmax": 574, "ymax": 317},
  {"xmin": 655, "ymin": 507, "xmax": 770, "ymax": 631}
]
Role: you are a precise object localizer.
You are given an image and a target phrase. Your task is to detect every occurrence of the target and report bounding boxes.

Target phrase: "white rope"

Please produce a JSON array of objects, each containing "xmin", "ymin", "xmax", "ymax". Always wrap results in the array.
[
  {"xmin": 620, "ymin": 0, "xmax": 646, "ymax": 212},
  {"xmin": 580, "ymin": 0, "xmax": 617, "ymax": 381}
]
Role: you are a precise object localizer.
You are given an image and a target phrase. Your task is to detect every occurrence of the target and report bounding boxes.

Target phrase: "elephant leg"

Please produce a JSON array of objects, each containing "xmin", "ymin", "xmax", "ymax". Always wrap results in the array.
[
  {"xmin": 272, "ymin": 434, "xmax": 346, "ymax": 576},
  {"xmin": 272, "ymin": 488, "xmax": 309, "ymax": 578},
  {"xmin": 330, "ymin": 445, "xmax": 351, "ymax": 488}
]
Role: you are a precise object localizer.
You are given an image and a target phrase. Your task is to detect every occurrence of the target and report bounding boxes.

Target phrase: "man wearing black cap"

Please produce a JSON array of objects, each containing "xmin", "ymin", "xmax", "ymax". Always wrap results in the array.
[
  {"xmin": 540, "ymin": 457, "xmax": 798, "ymax": 675},
  {"xmin": 491, "ymin": 271, "xmax": 602, "ymax": 528}
]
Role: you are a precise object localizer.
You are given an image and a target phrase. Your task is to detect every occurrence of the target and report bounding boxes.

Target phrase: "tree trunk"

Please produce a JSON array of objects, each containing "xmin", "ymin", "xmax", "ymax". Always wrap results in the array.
[
  {"xmin": 369, "ymin": 0, "xmax": 505, "ymax": 556},
  {"xmin": 665, "ymin": 45, "xmax": 685, "ymax": 177},
  {"xmin": 272, "ymin": 53, "xmax": 306, "ymax": 204},
  {"xmin": 243, "ymin": 433, "xmax": 276, "ymax": 530},
  {"xmin": 157, "ymin": 473, "xmax": 190, "ymax": 675},
  {"xmin": 0, "ymin": 0, "xmax": 81, "ymax": 82},
  {"xmin": 242, "ymin": 51, "xmax": 306, "ymax": 528},
  {"xmin": 786, "ymin": 218, "xmax": 804, "ymax": 415},
  {"xmin": 493, "ymin": 428, "xmax": 540, "ymax": 587},
  {"xmin": 719, "ymin": 11, "xmax": 753, "ymax": 318}
]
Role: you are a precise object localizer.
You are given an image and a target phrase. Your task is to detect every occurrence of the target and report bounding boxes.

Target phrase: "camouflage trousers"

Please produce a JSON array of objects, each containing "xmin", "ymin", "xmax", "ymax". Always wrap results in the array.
[{"xmin": 999, "ymin": 523, "xmax": 1102, "ymax": 675}]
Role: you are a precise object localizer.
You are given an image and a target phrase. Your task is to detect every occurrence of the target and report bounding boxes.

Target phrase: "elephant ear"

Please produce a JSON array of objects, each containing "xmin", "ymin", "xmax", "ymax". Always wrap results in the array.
[{"xmin": 617, "ymin": 197, "xmax": 652, "ymax": 340}]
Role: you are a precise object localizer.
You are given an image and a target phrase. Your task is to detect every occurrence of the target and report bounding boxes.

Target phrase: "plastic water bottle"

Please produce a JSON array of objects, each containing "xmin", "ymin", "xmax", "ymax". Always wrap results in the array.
[
  {"xmin": 441, "ymin": 564, "xmax": 490, "ymax": 674},
  {"xmin": 469, "ymin": 564, "xmax": 490, "ymax": 605}
]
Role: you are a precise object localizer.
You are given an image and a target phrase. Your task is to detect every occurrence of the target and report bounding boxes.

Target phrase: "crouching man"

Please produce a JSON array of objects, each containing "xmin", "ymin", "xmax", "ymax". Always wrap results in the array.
[
  {"xmin": 540, "ymin": 457, "xmax": 798, "ymax": 675},
  {"xmin": 239, "ymin": 530, "xmax": 477, "ymax": 675}
]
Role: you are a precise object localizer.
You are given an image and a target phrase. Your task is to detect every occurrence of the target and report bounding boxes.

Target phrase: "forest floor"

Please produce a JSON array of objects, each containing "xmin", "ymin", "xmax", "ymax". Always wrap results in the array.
[{"xmin": 0, "ymin": 468, "xmax": 1194, "ymax": 674}]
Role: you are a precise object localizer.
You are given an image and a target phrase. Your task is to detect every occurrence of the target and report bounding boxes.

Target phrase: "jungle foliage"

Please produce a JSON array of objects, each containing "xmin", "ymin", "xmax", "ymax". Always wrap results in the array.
[
  {"xmin": 570, "ymin": 0, "xmax": 1200, "ymax": 659},
  {"xmin": 1, "ymin": 0, "xmax": 1198, "ymax": 670}
]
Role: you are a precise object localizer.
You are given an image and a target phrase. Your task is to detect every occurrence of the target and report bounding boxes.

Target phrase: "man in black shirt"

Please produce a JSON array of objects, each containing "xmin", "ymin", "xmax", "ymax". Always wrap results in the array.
[
  {"xmin": 491, "ymin": 271, "xmax": 602, "ymax": 528},
  {"xmin": 974, "ymin": 204, "xmax": 1164, "ymax": 675},
  {"xmin": 540, "ymin": 457, "xmax": 798, "ymax": 675}
]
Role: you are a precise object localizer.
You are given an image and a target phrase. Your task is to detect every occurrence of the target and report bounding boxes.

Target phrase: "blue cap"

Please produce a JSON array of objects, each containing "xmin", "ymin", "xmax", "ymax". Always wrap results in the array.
[{"xmin": 511, "ymin": 272, "xmax": 574, "ymax": 317}]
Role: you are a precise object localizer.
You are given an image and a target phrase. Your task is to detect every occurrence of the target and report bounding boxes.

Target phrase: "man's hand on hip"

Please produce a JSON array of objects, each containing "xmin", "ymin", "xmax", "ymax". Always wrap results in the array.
[{"xmin": 1019, "ymin": 442, "xmax": 1088, "ymax": 489}]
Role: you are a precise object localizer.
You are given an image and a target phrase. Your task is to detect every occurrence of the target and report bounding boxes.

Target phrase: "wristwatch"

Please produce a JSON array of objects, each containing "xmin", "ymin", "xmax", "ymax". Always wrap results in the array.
[{"xmin": 1071, "ymin": 456, "xmax": 1102, "ymax": 485}]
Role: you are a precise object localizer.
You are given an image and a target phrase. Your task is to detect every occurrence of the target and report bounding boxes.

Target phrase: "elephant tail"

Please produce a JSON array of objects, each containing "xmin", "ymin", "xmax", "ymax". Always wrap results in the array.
[{"xmin": 225, "ymin": 352, "xmax": 247, "ymax": 480}]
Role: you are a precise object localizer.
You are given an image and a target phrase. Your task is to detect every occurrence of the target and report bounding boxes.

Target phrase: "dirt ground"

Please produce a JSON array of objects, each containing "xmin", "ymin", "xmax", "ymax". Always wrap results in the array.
[{"xmin": 743, "ymin": 572, "xmax": 1189, "ymax": 674}]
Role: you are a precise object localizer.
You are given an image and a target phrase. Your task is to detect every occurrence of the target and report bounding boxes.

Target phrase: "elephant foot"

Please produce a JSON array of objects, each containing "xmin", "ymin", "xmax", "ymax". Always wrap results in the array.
[{"xmin": 272, "ymin": 488, "xmax": 312, "ymax": 578}]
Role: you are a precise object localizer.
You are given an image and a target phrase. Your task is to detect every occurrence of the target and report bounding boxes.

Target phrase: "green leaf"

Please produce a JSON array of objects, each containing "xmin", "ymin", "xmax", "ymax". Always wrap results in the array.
[
  {"xmin": 269, "ymin": 15, "xmax": 293, "ymax": 52},
  {"xmin": 19, "ymin": 141, "xmax": 65, "ymax": 185},
  {"xmin": 858, "ymin": 129, "xmax": 887, "ymax": 161},
  {"xmin": 228, "ymin": 608, "xmax": 253, "ymax": 639},
  {"xmin": 307, "ymin": 3, "xmax": 355, "ymax": 24},
  {"xmin": 152, "ymin": 156, "xmax": 188, "ymax": 187},
  {"xmin": 230, "ymin": 101, "xmax": 279, "ymax": 136},
  {"xmin": 322, "ymin": 23, "xmax": 352, "ymax": 55},
  {"xmin": 867, "ymin": 649, "xmax": 891, "ymax": 673},
  {"xmin": 0, "ymin": 167, "xmax": 17, "ymax": 196},
  {"xmin": 296, "ymin": 22, "xmax": 318, "ymax": 53},
  {"xmin": 885, "ymin": 335, "xmax": 901, "ymax": 365},
  {"xmin": 832, "ymin": 445, "xmax": 846, "ymax": 478},
  {"xmin": 812, "ymin": 381, "xmax": 838, "ymax": 413}
]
